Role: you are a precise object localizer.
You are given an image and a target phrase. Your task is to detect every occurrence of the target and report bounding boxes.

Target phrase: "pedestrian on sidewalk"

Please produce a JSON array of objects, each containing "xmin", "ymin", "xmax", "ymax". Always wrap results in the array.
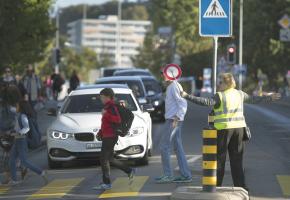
[
  {"xmin": 1, "ymin": 67, "xmax": 16, "ymax": 86},
  {"xmin": 69, "ymin": 70, "xmax": 80, "ymax": 93},
  {"xmin": 22, "ymin": 65, "xmax": 42, "ymax": 108},
  {"xmin": 94, "ymin": 88, "xmax": 135, "ymax": 190},
  {"xmin": 181, "ymin": 73, "xmax": 280, "ymax": 191},
  {"xmin": 155, "ymin": 68, "xmax": 192, "ymax": 184},
  {"xmin": 8, "ymin": 101, "xmax": 47, "ymax": 185}
]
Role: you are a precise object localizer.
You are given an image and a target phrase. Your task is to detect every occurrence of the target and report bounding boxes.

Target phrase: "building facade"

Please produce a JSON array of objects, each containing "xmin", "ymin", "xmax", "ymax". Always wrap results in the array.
[{"xmin": 67, "ymin": 15, "xmax": 151, "ymax": 67}]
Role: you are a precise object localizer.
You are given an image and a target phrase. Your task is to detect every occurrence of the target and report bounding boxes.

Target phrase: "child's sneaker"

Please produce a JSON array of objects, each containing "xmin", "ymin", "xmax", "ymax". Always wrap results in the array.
[
  {"xmin": 41, "ymin": 171, "xmax": 48, "ymax": 184},
  {"xmin": 128, "ymin": 168, "xmax": 136, "ymax": 185}
]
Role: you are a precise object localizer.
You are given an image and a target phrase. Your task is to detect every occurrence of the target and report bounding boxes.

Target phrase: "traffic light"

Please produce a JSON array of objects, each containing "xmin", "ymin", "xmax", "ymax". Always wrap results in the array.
[
  {"xmin": 53, "ymin": 48, "xmax": 61, "ymax": 65},
  {"xmin": 227, "ymin": 44, "xmax": 236, "ymax": 64}
]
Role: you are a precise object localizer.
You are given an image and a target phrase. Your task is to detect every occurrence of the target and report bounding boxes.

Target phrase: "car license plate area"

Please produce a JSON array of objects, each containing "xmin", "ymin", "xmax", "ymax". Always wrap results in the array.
[{"xmin": 86, "ymin": 143, "xmax": 101, "ymax": 149}]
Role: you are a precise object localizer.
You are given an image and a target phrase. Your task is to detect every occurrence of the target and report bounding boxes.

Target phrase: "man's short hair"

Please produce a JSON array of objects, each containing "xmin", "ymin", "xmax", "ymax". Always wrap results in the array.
[{"xmin": 100, "ymin": 88, "xmax": 115, "ymax": 99}]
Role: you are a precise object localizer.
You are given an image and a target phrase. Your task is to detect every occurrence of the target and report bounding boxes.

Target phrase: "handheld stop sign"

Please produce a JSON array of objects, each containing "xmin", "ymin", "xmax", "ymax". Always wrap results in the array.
[{"xmin": 163, "ymin": 64, "xmax": 182, "ymax": 81}]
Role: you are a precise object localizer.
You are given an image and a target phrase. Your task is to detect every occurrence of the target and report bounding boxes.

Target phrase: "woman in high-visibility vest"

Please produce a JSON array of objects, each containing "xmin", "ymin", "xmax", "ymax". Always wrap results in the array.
[{"xmin": 181, "ymin": 73, "xmax": 280, "ymax": 191}]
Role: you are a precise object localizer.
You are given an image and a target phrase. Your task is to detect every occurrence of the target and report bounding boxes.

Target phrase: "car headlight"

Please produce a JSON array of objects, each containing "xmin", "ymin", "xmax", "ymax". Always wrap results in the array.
[
  {"xmin": 49, "ymin": 130, "xmax": 72, "ymax": 140},
  {"xmin": 153, "ymin": 100, "xmax": 160, "ymax": 106},
  {"xmin": 128, "ymin": 127, "xmax": 144, "ymax": 137}
]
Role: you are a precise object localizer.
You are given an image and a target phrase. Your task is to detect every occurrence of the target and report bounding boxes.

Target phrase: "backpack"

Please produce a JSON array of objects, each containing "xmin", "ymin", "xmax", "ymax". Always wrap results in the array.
[
  {"xmin": 0, "ymin": 105, "xmax": 16, "ymax": 132},
  {"xmin": 112, "ymin": 104, "xmax": 134, "ymax": 137}
]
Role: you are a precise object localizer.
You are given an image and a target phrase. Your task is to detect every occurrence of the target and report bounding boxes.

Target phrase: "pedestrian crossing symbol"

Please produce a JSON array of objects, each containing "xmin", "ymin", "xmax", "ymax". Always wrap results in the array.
[
  {"xmin": 199, "ymin": 0, "xmax": 232, "ymax": 37},
  {"xmin": 203, "ymin": 0, "xmax": 227, "ymax": 18}
]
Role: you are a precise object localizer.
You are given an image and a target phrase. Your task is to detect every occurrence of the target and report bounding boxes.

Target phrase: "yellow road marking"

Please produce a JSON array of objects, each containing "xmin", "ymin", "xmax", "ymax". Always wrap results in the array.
[
  {"xmin": 0, "ymin": 186, "xmax": 9, "ymax": 195},
  {"xmin": 99, "ymin": 176, "xmax": 148, "ymax": 199},
  {"xmin": 277, "ymin": 175, "xmax": 290, "ymax": 196},
  {"xmin": 27, "ymin": 178, "xmax": 84, "ymax": 199}
]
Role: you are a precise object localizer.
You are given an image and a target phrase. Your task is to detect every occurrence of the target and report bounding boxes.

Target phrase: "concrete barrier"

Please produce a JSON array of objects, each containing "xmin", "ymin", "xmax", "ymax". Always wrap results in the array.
[{"xmin": 171, "ymin": 186, "xmax": 249, "ymax": 200}]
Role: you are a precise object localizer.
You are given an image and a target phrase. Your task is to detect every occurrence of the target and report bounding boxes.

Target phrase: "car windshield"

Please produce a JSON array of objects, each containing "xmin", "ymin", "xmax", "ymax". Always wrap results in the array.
[
  {"xmin": 96, "ymin": 80, "xmax": 145, "ymax": 98},
  {"xmin": 61, "ymin": 93, "xmax": 137, "ymax": 114},
  {"xmin": 142, "ymin": 79, "xmax": 162, "ymax": 94}
]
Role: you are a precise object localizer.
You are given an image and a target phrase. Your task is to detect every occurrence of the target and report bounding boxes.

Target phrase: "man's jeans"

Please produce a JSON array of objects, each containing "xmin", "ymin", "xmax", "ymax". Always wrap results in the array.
[
  {"xmin": 9, "ymin": 138, "xmax": 42, "ymax": 181},
  {"xmin": 160, "ymin": 119, "xmax": 192, "ymax": 178}
]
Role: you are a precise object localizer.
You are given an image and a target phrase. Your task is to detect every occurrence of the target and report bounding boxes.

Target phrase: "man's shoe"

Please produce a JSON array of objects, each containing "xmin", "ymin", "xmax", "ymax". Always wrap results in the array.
[
  {"xmin": 173, "ymin": 176, "xmax": 192, "ymax": 183},
  {"xmin": 93, "ymin": 184, "xmax": 112, "ymax": 190},
  {"xmin": 154, "ymin": 175, "xmax": 166, "ymax": 181},
  {"xmin": 155, "ymin": 176, "xmax": 174, "ymax": 184}
]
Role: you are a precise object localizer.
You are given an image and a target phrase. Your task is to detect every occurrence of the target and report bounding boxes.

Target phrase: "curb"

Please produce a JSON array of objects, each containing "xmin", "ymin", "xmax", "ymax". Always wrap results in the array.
[{"xmin": 171, "ymin": 186, "xmax": 249, "ymax": 200}]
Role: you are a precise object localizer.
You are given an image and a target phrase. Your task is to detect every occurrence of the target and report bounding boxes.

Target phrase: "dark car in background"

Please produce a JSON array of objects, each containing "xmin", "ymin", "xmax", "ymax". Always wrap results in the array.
[
  {"xmin": 113, "ymin": 69, "xmax": 153, "ymax": 77},
  {"xmin": 140, "ymin": 76, "xmax": 165, "ymax": 121},
  {"xmin": 95, "ymin": 76, "xmax": 148, "ymax": 105},
  {"xmin": 100, "ymin": 67, "xmax": 133, "ymax": 77}
]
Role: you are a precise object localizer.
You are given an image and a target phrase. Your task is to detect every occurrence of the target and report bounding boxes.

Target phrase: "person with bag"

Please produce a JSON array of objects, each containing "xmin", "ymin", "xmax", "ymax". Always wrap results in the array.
[
  {"xmin": 94, "ymin": 88, "xmax": 136, "ymax": 190},
  {"xmin": 181, "ymin": 73, "xmax": 280, "ymax": 191},
  {"xmin": 155, "ymin": 68, "xmax": 192, "ymax": 184},
  {"xmin": 0, "ymin": 84, "xmax": 22, "ymax": 185},
  {"xmin": 8, "ymin": 101, "xmax": 47, "ymax": 185}
]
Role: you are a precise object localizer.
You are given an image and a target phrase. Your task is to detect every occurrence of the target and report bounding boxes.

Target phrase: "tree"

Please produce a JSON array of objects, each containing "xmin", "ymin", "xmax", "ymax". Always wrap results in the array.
[
  {"xmin": 0, "ymin": 0, "xmax": 54, "ymax": 73},
  {"xmin": 60, "ymin": 47, "xmax": 99, "ymax": 82},
  {"xmin": 132, "ymin": 33, "xmax": 171, "ymax": 76},
  {"xmin": 134, "ymin": 0, "xmax": 212, "ymax": 77},
  {"xmin": 122, "ymin": 5, "xmax": 149, "ymax": 20}
]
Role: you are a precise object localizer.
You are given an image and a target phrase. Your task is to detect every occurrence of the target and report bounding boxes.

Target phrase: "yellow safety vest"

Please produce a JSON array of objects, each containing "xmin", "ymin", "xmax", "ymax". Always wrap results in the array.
[{"xmin": 213, "ymin": 88, "xmax": 246, "ymax": 130}]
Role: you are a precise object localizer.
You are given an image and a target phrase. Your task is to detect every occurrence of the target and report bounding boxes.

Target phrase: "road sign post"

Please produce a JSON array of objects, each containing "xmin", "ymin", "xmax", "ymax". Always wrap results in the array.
[{"xmin": 199, "ymin": 0, "xmax": 232, "ymax": 95}]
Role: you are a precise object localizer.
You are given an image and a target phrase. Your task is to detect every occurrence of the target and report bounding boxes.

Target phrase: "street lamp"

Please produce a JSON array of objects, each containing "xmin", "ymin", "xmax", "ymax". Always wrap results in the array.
[
  {"xmin": 117, "ymin": 0, "xmax": 122, "ymax": 67},
  {"xmin": 238, "ymin": 0, "xmax": 244, "ymax": 90}
]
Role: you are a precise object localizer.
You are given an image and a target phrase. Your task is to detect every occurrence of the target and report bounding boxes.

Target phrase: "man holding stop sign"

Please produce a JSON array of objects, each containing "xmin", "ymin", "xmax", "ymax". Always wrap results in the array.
[{"xmin": 155, "ymin": 64, "xmax": 192, "ymax": 184}]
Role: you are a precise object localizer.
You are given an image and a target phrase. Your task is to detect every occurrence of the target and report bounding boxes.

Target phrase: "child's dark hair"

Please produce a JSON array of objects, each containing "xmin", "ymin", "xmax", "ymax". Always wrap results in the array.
[
  {"xmin": 100, "ymin": 88, "xmax": 114, "ymax": 99},
  {"xmin": 18, "ymin": 100, "xmax": 36, "ymax": 118}
]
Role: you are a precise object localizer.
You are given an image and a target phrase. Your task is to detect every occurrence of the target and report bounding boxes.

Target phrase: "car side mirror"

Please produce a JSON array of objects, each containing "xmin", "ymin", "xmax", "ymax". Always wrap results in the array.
[
  {"xmin": 141, "ymin": 104, "xmax": 155, "ymax": 113},
  {"xmin": 47, "ymin": 108, "xmax": 57, "ymax": 117}
]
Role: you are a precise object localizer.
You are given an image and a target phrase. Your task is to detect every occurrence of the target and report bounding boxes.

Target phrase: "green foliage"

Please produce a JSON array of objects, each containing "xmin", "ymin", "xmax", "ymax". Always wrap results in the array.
[
  {"xmin": 60, "ymin": 47, "xmax": 99, "ymax": 82},
  {"xmin": 133, "ymin": 0, "xmax": 212, "ymax": 77},
  {"xmin": 0, "ymin": 0, "xmax": 54, "ymax": 73},
  {"xmin": 131, "ymin": 33, "xmax": 171, "ymax": 77},
  {"xmin": 231, "ymin": 0, "xmax": 290, "ymax": 90}
]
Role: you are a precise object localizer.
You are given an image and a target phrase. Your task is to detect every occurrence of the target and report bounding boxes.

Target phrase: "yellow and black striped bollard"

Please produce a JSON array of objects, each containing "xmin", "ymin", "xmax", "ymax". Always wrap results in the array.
[{"xmin": 202, "ymin": 111, "xmax": 217, "ymax": 192}]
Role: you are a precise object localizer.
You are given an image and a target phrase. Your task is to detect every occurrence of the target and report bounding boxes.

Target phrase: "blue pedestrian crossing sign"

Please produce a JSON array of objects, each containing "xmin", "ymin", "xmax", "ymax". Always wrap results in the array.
[{"xmin": 199, "ymin": 0, "xmax": 232, "ymax": 37}]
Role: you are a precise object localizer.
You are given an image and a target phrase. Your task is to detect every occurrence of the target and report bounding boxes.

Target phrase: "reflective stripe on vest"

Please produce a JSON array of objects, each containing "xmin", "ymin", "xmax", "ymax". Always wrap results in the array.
[{"xmin": 213, "ymin": 89, "xmax": 246, "ymax": 130}]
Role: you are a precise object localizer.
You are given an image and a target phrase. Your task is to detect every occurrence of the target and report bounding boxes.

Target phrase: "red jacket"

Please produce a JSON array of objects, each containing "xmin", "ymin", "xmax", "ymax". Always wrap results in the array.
[{"xmin": 99, "ymin": 100, "xmax": 121, "ymax": 138}]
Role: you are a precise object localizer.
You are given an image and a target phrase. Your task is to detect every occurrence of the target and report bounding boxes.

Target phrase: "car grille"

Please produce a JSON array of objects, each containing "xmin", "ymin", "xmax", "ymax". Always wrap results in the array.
[{"xmin": 74, "ymin": 133, "xmax": 95, "ymax": 142}]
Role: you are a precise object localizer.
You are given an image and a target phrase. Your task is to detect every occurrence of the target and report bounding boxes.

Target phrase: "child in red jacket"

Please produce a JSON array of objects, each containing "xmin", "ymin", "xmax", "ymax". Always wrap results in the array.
[{"xmin": 95, "ymin": 88, "xmax": 135, "ymax": 190}]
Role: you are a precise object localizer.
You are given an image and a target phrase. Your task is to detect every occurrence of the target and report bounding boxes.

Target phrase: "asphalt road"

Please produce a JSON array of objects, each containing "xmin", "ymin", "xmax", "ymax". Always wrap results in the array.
[{"xmin": 0, "ymin": 102, "xmax": 290, "ymax": 200}]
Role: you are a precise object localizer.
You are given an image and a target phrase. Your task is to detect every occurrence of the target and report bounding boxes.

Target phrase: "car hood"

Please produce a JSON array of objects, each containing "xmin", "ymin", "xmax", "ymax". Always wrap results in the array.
[{"xmin": 49, "ymin": 112, "xmax": 146, "ymax": 133}]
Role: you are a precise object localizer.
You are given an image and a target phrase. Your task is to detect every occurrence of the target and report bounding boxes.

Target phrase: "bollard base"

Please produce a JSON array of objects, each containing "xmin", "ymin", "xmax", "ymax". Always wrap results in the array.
[{"xmin": 171, "ymin": 186, "xmax": 249, "ymax": 200}]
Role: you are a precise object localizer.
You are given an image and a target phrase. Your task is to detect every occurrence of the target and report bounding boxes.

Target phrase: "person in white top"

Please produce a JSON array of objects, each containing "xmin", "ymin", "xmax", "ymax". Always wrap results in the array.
[{"xmin": 155, "ymin": 68, "xmax": 192, "ymax": 184}]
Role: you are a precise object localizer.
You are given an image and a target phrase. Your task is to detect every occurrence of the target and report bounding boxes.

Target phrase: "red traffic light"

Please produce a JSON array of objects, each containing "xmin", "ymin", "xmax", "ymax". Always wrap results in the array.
[{"xmin": 228, "ymin": 47, "xmax": 235, "ymax": 53}]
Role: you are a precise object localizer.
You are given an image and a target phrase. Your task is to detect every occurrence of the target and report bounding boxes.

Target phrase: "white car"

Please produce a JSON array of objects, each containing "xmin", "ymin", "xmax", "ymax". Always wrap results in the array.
[{"xmin": 47, "ymin": 84, "xmax": 153, "ymax": 169}]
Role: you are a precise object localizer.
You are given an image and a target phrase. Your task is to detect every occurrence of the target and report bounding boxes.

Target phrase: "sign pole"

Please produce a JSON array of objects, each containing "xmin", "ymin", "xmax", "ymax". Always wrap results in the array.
[{"xmin": 213, "ymin": 36, "xmax": 218, "ymax": 94}]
